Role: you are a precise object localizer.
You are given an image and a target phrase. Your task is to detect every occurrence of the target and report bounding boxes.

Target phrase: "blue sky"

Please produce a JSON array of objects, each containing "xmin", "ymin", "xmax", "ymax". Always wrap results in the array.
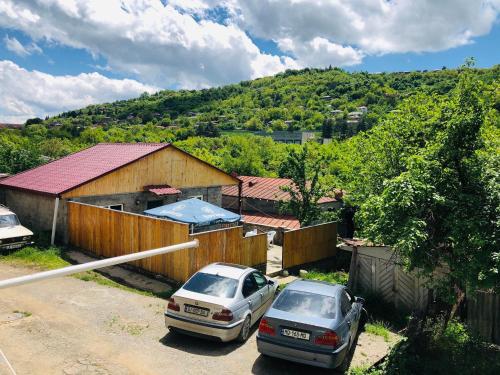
[{"xmin": 0, "ymin": 0, "xmax": 498, "ymax": 122}]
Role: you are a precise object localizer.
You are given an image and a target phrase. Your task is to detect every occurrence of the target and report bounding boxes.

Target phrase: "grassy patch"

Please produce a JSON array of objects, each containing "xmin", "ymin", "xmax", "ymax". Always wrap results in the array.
[
  {"xmin": 13, "ymin": 310, "xmax": 32, "ymax": 317},
  {"xmin": 1, "ymin": 246, "xmax": 174, "ymax": 299},
  {"xmin": 365, "ymin": 321, "xmax": 391, "ymax": 342},
  {"xmin": 302, "ymin": 269, "xmax": 348, "ymax": 285},
  {"xmin": 0, "ymin": 246, "xmax": 69, "ymax": 269}
]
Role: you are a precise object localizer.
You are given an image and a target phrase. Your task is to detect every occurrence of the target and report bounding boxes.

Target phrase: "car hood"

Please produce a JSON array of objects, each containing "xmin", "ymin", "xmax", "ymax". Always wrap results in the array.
[{"xmin": 0, "ymin": 225, "xmax": 33, "ymax": 240}]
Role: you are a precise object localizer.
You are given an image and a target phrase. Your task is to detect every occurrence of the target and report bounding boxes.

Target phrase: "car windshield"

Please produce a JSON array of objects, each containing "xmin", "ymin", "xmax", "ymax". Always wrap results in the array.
[
  {"xmin": 183, "ymin": 272, "xmax": 238, "ymax": 298},
  {"xmin": 273, "ymin": 289, "xmax": 336, "ymax": 319},
  {"xmin": 0, "ymin": 214, "xmax": 20, "ymax": 228}
]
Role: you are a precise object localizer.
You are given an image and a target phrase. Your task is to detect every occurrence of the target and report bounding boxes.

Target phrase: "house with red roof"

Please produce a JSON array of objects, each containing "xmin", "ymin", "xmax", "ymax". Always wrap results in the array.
[
  {"xmin": 222, "ymin": 175, "xmax": 342, "ymax": 244},
  {"xmin": 0, "ymin": 143, "xmax": 239, "ymax": 243}
]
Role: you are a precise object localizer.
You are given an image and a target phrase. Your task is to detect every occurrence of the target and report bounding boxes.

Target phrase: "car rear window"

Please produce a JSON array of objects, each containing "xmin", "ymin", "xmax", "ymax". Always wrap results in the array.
[
  {"xmin": 0, "ymin": 214, "xmax": 19, "ymax": 228},
  {"xmin": 183, "ymin": 272, "xmax": 238, "ymax": 298},
  {"xmin": 273, "ymin": 289, "xmax": 336, "ymax": 319}
]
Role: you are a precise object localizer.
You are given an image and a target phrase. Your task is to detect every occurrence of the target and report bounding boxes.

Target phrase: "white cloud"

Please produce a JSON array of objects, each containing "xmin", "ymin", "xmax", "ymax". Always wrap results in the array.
[
  {"xmin": 3, "ymin": 35, "xmax": 42, "ymax": 57},
  {"xmin": 0, "ymin": 60, "xmax": 157, "ymax": 123},
  {"xmin": 233, "ymin": 0, "xmax": 500, "ymax": 56},
  {"xmin": 0, "ymin": 0, "xmax": 294, "ymax": 88}
]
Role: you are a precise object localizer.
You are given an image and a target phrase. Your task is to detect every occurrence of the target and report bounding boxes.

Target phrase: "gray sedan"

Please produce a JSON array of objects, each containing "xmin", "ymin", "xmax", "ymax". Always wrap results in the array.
[
  {"xmin": 165, "ymin": 262, "xmax": 278, "ymax": 342},
  {"xmin": 256, "ymin": 279, "xmax": 366, "ymax": 370}
]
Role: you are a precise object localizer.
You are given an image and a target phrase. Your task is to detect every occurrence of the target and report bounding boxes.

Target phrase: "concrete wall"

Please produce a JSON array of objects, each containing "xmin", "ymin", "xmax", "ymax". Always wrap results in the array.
[{"xmin": 2, "ymin": 189, "xmax": 68, "ymax": 242}]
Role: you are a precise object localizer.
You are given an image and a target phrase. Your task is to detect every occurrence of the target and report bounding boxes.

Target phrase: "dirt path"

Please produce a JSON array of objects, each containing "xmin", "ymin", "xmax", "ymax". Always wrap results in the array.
[{"xmin": 0, "ymin": 263, "xmax": 398, "ymax": 374}]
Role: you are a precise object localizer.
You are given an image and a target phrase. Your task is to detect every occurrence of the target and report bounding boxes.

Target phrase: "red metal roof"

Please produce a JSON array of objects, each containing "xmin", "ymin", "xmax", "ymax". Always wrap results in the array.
[
  {"xmin": 0, "ymin": 143, "xmax": 169, "ymax": 196},
  {"xmin": 145, "ymin": 185, "xmax": 181, "ymax": 196},
  {"xmin": 241, "ymin": 211, "xmax": 300, "ymax": 230},
  {"xmin": 222, "ymin": 176, "xmax": 336, "ymax": 203}
]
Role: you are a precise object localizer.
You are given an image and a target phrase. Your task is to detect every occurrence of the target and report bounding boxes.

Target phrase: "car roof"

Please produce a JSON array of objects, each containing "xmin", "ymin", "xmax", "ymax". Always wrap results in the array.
[
  {"xmin": 285, "ymin": 279, "xmax": 344, "ymax": 297},
  {"xmin": 199, "ymin": 262, "xmax": 253, "ymax": 279},
  {"xmin": 0, "ymin": 206, "xmax": 14, "ymax": 215}
]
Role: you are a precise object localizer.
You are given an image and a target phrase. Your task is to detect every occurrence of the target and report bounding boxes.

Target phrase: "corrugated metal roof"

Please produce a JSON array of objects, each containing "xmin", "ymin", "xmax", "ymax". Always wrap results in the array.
[
  {"xmin": 241, "ymin": 211, "xmax": 300, "ymax": 230},
  {"xmin": 0, "ymin": 143, "xmax": 169, "ymax": 196},
  {"xmin": 146, "ymin": 185, "xmax": 181, "ymax": 196},
  {"xmin": 222, "ymin": 175, "xmax": 336, "ymax": 203}
]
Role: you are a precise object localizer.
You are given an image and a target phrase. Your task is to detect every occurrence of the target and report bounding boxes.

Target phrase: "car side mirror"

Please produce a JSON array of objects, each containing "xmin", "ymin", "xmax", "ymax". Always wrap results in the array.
[
  {"xmin": 355, "ymin": 296, "xmax": 365, "ymax": 304},
  {"xmin": 268, "ymin": 279, "xmax": 275, "ymax": 285}
]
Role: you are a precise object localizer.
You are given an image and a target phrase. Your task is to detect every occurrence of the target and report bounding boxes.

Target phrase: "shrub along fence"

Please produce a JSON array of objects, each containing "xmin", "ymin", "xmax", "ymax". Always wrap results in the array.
[
  {"xmin": 282, "ymin": 222, "xmax": 337, "ymax": 269},
  {"xmin": 68, "ymin": 201, "xmax": 267, "ymax": 282}
]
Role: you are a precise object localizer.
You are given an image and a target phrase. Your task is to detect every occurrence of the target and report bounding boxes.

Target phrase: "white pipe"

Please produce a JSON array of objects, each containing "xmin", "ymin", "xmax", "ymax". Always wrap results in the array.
[
  {"xmin": 50, "ymin": 197, "xmax": 60, "ymax": 246},
  {"xmin": 0, "ymin": 240, "xmax": 198, "ymax": 290},
  {"xmin": 0, "ymin": 348, "xmax": 17, "ymax": 375}
]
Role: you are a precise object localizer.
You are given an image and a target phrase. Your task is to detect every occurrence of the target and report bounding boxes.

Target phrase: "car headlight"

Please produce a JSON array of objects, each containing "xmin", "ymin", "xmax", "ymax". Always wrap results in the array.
[{"xmin": 22, "ymin": 236, "xmax": 31, "ymax": 241}]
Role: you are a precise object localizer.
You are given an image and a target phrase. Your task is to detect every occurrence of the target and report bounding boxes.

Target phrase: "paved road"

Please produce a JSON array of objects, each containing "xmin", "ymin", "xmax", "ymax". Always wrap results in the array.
[{"xmin": 0, "ymin": 264, "xmax": 393, "ymax": 375}]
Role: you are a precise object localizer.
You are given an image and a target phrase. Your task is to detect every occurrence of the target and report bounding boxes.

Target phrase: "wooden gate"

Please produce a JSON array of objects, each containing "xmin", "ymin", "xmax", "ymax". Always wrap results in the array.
[{"xmin": 282, "ymin": 222, "xmax": 337, "ymax": 269}]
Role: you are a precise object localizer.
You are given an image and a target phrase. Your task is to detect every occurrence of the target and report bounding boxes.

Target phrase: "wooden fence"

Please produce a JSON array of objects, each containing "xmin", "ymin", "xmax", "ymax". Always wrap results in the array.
[
  {"xmin": 467, "ymin": 291, "xmax": 500, "ymax": 345},
  {"xmin": 68, "ymin": 202, "xmax": 267, "ymax": 282},
  {"xmin": 341, "ymin": 245, "xmax": 428, "ymax": 311},
  {"xmin": 282, "ymin": 222, "xmax": 337, "ymax": 269},
  {"xmin": 188, "ymin": 227, "xmax": 267, "ymax": 274}
]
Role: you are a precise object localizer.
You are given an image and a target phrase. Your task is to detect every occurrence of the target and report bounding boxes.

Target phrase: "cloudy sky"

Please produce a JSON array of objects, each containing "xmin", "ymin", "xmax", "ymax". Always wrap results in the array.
[{"xmin": 0, "ymin": 0, "xmax": 499, "ymax": 123}]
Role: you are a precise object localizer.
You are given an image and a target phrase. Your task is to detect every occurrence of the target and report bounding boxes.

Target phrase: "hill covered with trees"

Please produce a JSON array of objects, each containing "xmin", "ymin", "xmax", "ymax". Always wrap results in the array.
[{"xmin": 29, "ymin": 65, "xmax": 499, "ymax": 140}]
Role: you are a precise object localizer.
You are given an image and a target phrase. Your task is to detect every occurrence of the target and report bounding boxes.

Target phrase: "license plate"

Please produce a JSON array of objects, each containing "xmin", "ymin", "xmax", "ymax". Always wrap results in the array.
[
  {"xmin": 184, "ymin": 305, "xmax": 209, "ymax": 317},
  {"xmin": 4, "ymin": 244, "xmax": 23, "ymax": 250},
  {"xmin": 281, "ymin": 328, "xmax": 310, "ymax": 340}
]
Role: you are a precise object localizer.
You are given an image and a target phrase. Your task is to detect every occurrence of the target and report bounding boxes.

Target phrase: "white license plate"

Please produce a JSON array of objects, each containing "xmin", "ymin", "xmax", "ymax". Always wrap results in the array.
[
  {"xmin": 281, "ymin": 328, "xmax": 310, "ymax": 340},
  {"xmin": 4, "ymin": 244, "xmax": 23, "ymax": 250},
  {"xmin": 184, "ymin": 305, "xmax": 209, "ymax": 317}
]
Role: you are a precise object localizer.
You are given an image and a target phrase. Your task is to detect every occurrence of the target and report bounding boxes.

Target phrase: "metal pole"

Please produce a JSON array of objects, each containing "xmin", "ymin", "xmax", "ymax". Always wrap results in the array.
[
  {"xmin": 50, "ymin": 197, "xmax": 60, "ymax": 245},
  {"xmin": 0, "ymin": 240, "xmax": 198, "ymax": 290}
]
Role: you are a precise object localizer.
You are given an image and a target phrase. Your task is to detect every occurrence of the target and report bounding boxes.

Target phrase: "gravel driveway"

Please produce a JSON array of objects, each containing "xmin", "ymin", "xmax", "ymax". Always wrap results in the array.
[{"xmin": 0, "ymin": 263, "xmax": 396, "ymax": 375}]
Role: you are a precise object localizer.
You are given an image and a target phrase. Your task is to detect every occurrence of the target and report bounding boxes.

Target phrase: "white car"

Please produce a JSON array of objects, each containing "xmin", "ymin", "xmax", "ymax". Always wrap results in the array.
[
  {"xmin": 165, "ymin": 262, "xmax": 278, "ymax": 342},
  {"xmin": 0, "ymin": 205, "xmax": 33, "ymax": 251}
]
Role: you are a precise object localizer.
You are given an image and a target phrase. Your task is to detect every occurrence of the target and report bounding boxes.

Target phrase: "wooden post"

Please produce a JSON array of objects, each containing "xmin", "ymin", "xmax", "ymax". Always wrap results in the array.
[
  {"xmin": 50, "ymin": 197, "xmax": 60, "ymax": 245},
  {"xmin": 348, "ymin": 245, "xmax": 358, "ymax": 290}
]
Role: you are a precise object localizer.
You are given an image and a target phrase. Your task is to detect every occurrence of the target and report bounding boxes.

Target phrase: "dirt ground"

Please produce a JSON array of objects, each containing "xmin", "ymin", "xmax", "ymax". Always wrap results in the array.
[{"xmin": 0, "ymin": 263, "xmax": 398, "ymax": 375}]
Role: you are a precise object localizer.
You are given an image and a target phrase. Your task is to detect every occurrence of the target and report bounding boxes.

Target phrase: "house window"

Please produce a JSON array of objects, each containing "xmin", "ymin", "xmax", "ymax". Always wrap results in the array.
[
  {"xmin": 147, "ymin": 200, "xmax": 163, "ymax": 209},
  {"xmin": 106, "ymin": 204, "xmax": 123, "ymax": 211},
  {"xmin": 189, "ymin": 195, "xmax": 204, "ymax": 201}
]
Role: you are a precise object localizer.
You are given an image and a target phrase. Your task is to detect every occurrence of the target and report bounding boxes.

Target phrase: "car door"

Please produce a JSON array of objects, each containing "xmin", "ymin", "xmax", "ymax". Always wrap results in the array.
[
  {"xmin": 251, "ymin": 272, "xmax": 273, "ymax": 318},
  {"xmin": 241, "ymin": 273, "xmax": 260, "ymax": 325},
  {"xmin": 340, "ymin": 290, "xmax": 356, "ymax": 346}
]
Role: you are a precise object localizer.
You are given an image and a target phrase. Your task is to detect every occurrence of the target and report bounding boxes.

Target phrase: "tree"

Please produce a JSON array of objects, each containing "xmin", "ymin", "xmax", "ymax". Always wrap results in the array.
[
  {"xmin": 195, "ymin": 122, "xmax": 220, "ymax": 138},
  {"xmin": 278, "ymin": 143, "xmax": 333, "ymax": 226},
  {"xmin": 322, "ymin": 118, "xmax": 333, "ymax": 139},
  {"xmin": 355, "ymin": 68, "xmax": 499, "ymax": 319}
]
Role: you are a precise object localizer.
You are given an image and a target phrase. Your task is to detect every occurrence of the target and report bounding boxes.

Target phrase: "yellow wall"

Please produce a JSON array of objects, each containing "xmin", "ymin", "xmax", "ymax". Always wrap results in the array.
[{"xmin": 63, "ymin": 146, "xmax": 238, "ymax": 198}]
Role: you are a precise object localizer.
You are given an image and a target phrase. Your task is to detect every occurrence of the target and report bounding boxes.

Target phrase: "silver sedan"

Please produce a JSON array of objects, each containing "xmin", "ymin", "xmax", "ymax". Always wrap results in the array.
[
  {"xmin": 165, "ymin": 262, "xmax": 278, "ymax": 342},
  {"xmin": 257, "ymin": 279, "xmax": 366, "ymax": 369}
]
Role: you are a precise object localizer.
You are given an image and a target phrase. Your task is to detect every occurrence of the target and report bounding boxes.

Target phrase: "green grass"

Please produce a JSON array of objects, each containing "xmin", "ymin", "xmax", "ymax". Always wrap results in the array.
[
  {"xmin": 0, "ymin": 246, "xmax": 174, "ymax": 299},
  {"xmin": 302, "ymin": 269, "xmax": 348, "ymax": 285},
  {"xmin": 0, "ymin": 246, "xmax": 69, "ymax": 269},
  {"xmin": 365, "ymin": 321, "xmax": 391, "ymax": 342}
]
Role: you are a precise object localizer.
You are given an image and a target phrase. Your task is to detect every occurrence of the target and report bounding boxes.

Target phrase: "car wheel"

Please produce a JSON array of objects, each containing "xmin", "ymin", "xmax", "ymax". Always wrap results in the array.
[{"xmin": 237, "ymin": 315, "xmax": 251, "ymax": 343}]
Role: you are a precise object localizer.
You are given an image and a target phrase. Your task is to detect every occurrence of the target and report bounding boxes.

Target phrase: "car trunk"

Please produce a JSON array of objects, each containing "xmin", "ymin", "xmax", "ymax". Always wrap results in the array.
[
  {"xmin": 170, "ymin": 290, "xmax": 232, "ymax": 324},
  {"xmin": 262, "ymin": 310, "xmax": 339, "ymax": 350}
]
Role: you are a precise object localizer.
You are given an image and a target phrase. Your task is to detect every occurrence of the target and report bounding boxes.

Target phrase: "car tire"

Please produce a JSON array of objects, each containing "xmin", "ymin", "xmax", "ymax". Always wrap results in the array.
[{"xmin": 237, "ymin": 315, "xmax": 251, "ymax": 343}]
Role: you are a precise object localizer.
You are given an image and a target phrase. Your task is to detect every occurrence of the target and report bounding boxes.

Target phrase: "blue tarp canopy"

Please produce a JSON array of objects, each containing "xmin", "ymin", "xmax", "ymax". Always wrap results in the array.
[{"xmin": 143, "ymin": 198, "xmax": 241, "ymax": 227}]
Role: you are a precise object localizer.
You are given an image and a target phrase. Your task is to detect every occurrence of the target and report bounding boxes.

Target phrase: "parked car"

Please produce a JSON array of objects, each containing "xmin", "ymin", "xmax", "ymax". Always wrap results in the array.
[
  {"xmin": 0, "ymin": 205, "xmax": 34, "ymax": 251},
  {"xmin": 165, "ymin": 262, "xmax": 278, "ymax": 342},
  {"xmin": 256, "ymin": 279, "xmax": 366, "ymax": 370}
]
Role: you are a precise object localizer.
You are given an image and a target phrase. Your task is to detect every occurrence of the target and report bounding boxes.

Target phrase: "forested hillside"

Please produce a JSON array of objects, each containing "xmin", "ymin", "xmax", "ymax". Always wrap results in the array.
[{"xmin": 28, "ymin": 65, "xmax": 500, "ymax": 139}]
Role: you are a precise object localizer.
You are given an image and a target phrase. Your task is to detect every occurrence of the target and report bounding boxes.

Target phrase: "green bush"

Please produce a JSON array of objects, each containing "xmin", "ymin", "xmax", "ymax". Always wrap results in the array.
[{"xmin": 302, "ymin": 269, "xmax": 348, "ymax": 285}]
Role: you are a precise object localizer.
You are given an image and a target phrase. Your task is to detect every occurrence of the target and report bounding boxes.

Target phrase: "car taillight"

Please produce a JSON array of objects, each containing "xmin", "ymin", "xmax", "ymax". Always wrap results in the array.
[
  {"xmin": 315, "ymin": 330, "xmax": 339, "ymax": 347},
  {"xmin": 167, "ymin": 297, "xmax": 180, "ymax": 312},
  {"xmin": 258, "ymin": 318, "xmax": 276, "ymax": 336},
  {"xmin": 212, "ymin": 309, "xmax": 233, "ymax": 322}
]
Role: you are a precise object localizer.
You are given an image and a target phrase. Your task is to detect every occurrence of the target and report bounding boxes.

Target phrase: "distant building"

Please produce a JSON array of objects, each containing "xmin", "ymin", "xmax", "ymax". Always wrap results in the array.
[
  {"xmin": 357, "ymin": 106, "xmax": 368, "ymax": 114},
  {"xmin": 256, "ymin": 130, "xmax": 315, "ymax": 145}
]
